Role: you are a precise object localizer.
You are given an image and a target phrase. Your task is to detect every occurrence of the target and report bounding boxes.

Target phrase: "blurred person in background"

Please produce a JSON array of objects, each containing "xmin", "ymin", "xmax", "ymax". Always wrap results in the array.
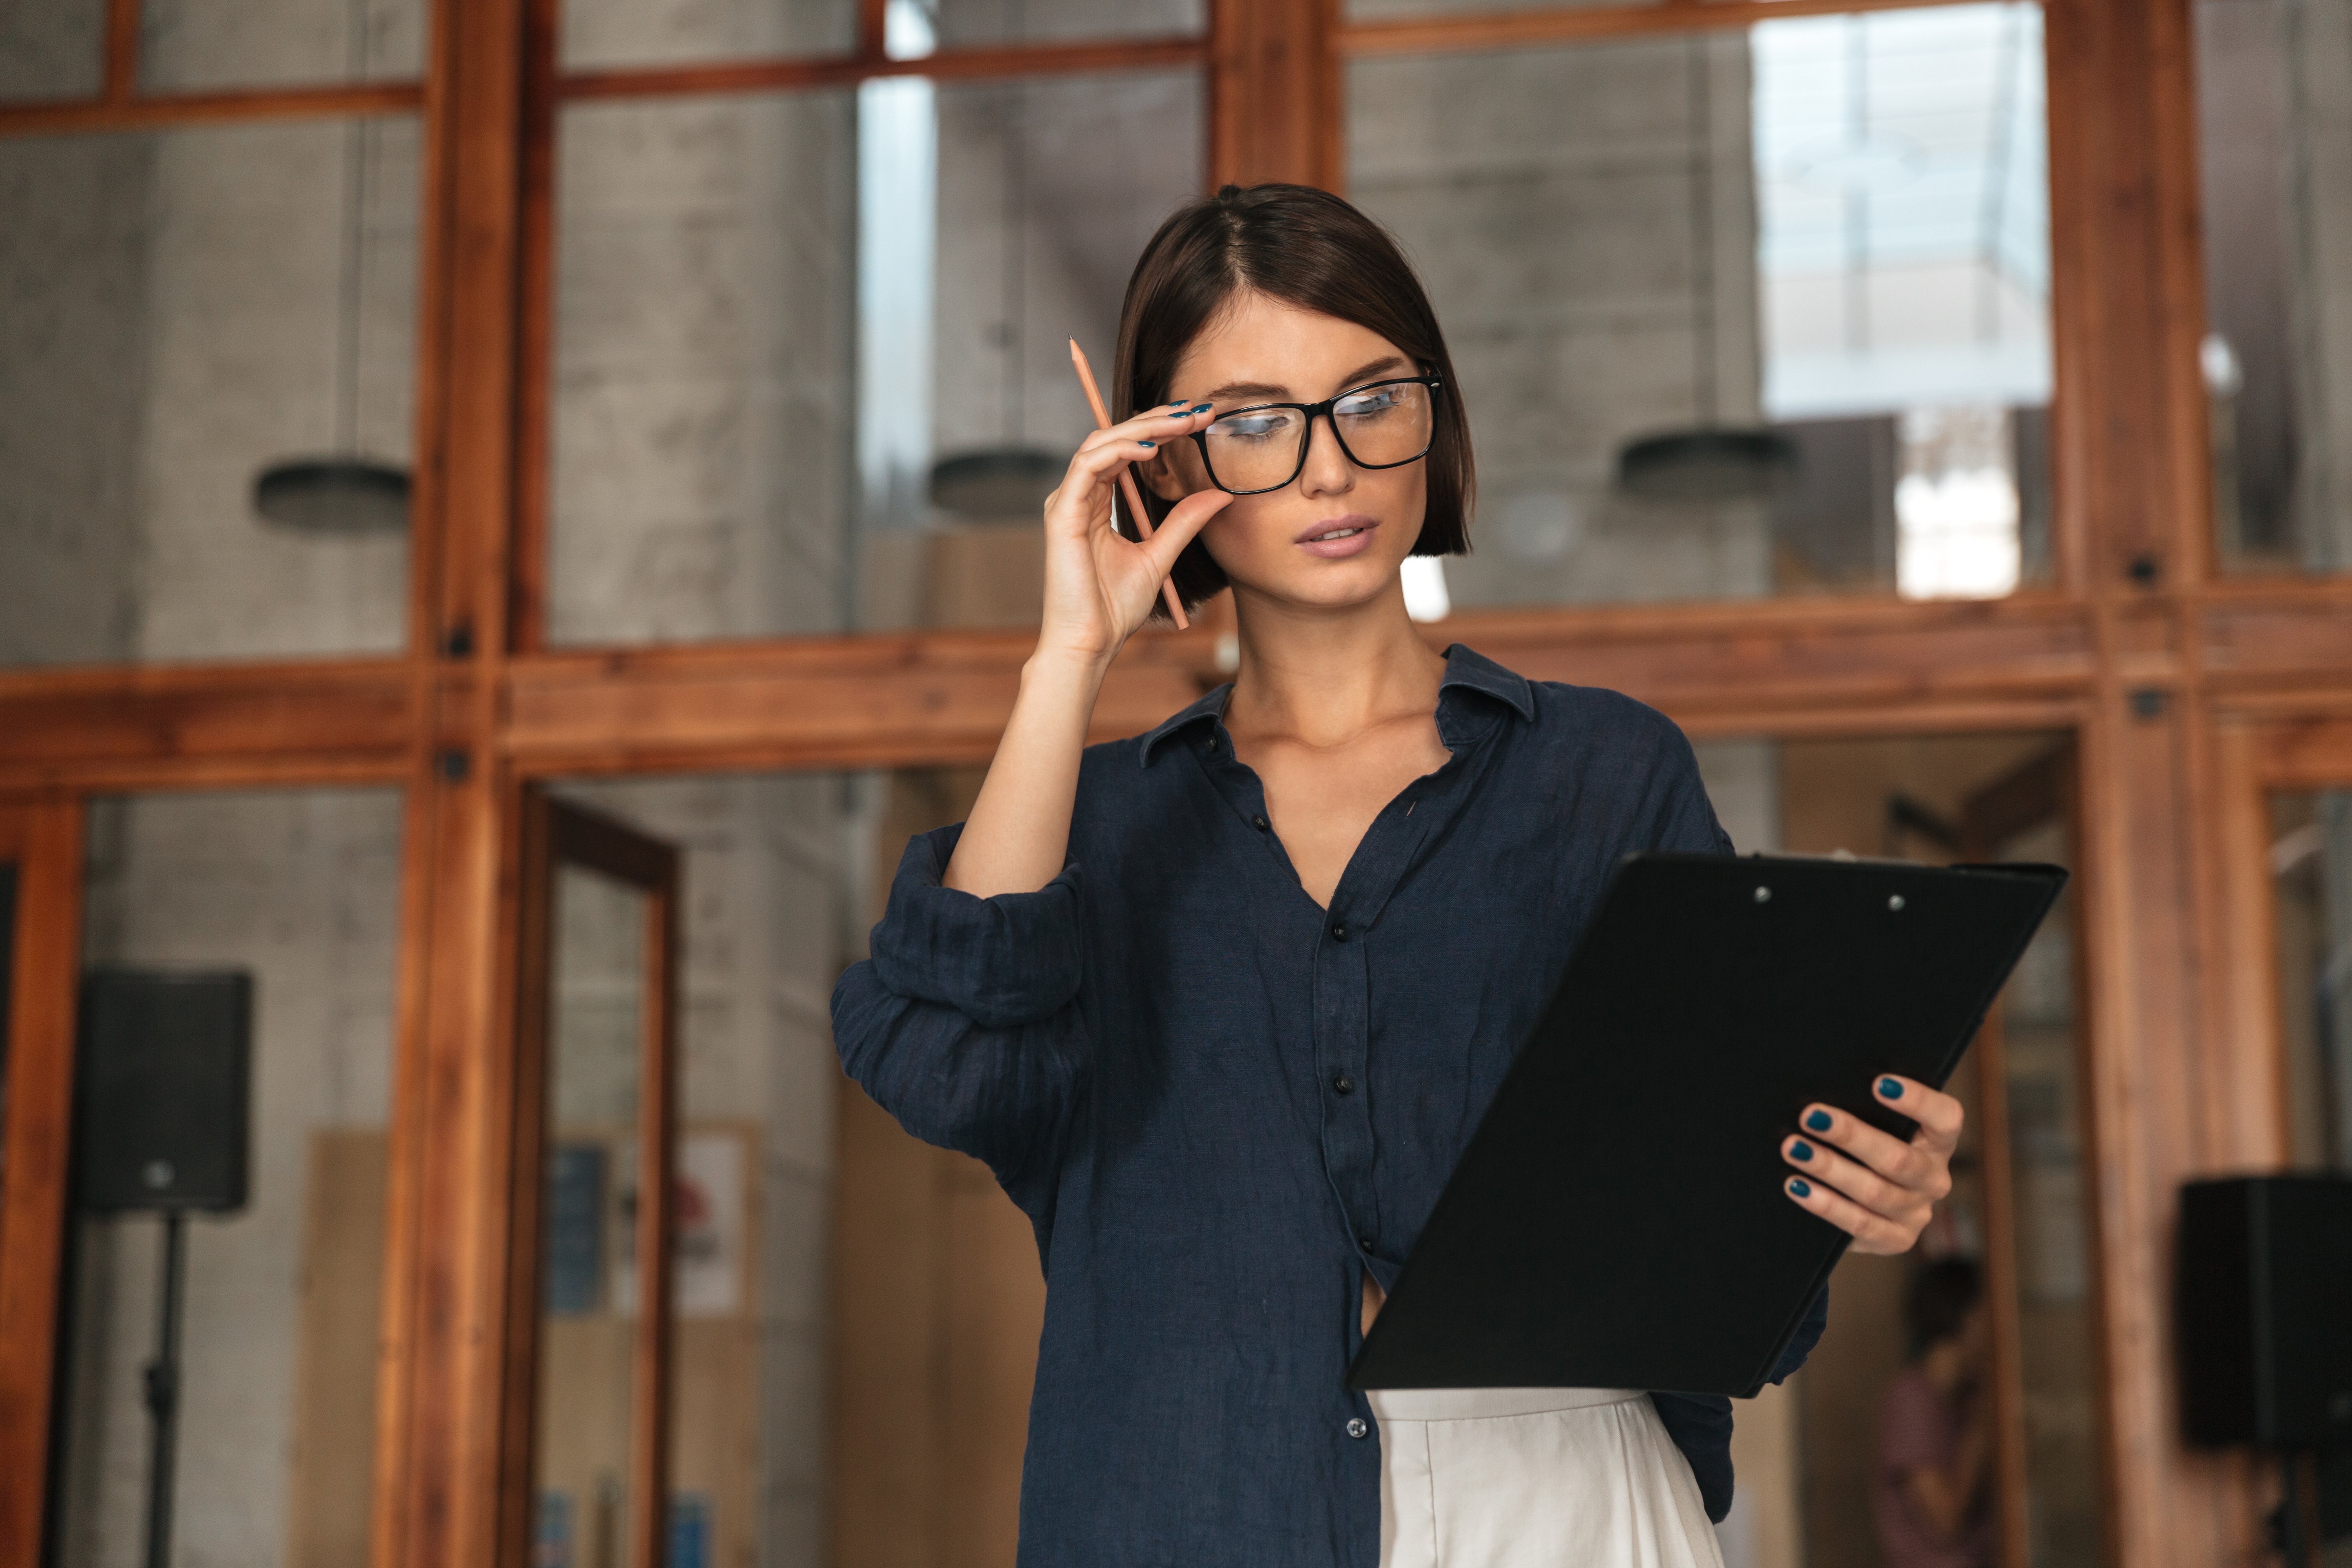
[{"xmin": 1875, "ymin": 1258, "xmax": 1994, "ymax": 1568}]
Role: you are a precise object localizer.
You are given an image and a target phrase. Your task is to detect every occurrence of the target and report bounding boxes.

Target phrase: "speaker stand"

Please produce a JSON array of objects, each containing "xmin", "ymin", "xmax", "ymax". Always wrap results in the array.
[{"xmin": 141, "ymin": 1211, "xmax": 187, "ymax": 1568}]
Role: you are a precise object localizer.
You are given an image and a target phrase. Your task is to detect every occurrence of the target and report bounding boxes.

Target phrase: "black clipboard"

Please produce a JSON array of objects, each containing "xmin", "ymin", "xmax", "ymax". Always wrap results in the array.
[{"xmin": 1347, "ymin": 852, "xmax": 2067, "ymax": 1399}]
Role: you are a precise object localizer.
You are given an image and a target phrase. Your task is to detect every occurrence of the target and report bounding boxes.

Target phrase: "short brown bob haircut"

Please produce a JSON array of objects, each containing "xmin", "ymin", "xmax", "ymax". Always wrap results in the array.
[{"xmin": 1113, "ymin": 183, "xmax": 1474, "ymax": 616}]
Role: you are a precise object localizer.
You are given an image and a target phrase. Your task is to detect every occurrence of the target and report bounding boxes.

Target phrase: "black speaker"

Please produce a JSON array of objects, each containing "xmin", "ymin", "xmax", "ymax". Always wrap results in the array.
[
  {"xmin": 2178, "ymin": 1175, "xmax": 2352, "ymax": 1449},
  {"xmin": 74, "ymin": 969, "xmax": 253, "ymax": 1214}
]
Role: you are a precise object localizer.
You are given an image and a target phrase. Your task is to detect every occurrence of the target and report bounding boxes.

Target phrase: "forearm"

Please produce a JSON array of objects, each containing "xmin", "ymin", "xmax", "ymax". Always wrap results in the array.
[{"xmin": 945, "ymin": 648, "xmax": 1109, "ymax": 897}]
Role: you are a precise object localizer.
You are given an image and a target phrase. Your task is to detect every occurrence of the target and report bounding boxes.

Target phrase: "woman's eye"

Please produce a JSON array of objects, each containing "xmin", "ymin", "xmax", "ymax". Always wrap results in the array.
[
  {"xmin": 1337, "ymin": 391, "xmax": 1401, "ymax": 418},
  {"xmin": 1211, "ymin": 414, "xmax": 1292, "ymax": 441}
]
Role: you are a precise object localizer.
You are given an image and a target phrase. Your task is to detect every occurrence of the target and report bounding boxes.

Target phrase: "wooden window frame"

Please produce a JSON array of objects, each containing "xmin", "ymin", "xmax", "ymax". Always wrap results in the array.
[{"xmin": 3, "ymin": 0, "xmax": 2351, "ymax": 1563}]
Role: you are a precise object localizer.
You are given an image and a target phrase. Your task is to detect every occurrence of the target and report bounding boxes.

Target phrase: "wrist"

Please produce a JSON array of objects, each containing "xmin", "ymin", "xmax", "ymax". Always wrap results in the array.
[{"xmin": 1026, "ymin": 641, "xmax": 1117, "ymax": 686}]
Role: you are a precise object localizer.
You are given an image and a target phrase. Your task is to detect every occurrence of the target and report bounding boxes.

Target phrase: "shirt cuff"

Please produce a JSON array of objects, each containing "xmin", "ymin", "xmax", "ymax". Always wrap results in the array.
[{"xmin": 867, "ymin": 824, "xmax": 1086, "ymax": 1029}]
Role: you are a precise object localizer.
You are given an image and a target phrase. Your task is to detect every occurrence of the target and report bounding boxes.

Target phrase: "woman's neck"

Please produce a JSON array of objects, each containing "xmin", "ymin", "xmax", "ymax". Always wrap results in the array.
[{"xmin": 1222, "ymin": 581, "xmax": 1447, "ymax": 748}]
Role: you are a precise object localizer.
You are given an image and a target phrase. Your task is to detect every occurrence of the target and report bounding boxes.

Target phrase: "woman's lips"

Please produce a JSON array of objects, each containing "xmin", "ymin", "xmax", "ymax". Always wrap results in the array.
[{"xmin": 1295, "ymin": 517, "xmax": 1378, "ymax": 559}]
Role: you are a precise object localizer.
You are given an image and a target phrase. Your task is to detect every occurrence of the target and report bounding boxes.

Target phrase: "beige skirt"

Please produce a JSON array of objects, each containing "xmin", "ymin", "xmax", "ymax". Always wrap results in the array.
[{"xmin": 1365, "ymin": 1387, "xmax": 1725, "ymax": 1568}]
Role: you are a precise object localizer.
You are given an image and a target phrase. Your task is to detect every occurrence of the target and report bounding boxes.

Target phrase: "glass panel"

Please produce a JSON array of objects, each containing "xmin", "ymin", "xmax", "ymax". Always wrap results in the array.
[
  {"xmin": 51, "ymin": 787, "xmax": 401, "ymax": 1568},
  {"xmin": 534, "ymin": 862, "xmax": 649, "ymax": 1568},
  {"xmin": 1679, "ymin": 735, "xmax": 2096, "ymax": 1568},
  {"xmin": 0, "ymin": 0, "xmax": 103, "ymax": 101},
  {"xmin": 544, "ymin": 67, "xmax": 1205, "ymax": 646},
  {"xmin": 2271, "ymin": 791, "xmax": 2352, "ymax": 1167},
  {"xmin": 530, "ymin": 775, "xmax": 883, "ymax": 1563},
  {"xmin": 0, "ymin": 119, "xmax": 419, "ymax": 666},
  {"xmin": 138, "ymin": 0, "xmax": 425, "ymax": 90},
  {"xmin": 561, "ymin": 0, "xmax": 853, "ymax": 75},
  {"xmin": 1981, "ymin": 806, "xmax": 2100, "ymax": 1567},
  {"xmin": 2195, "ymin": 0, "xmax": 2352, "ymax": 574},
  {"xmin": 1345, "ymin": 5, "xmax": 2054, "ymax": 612},
  {"xmin": 1346, "ymin": 0, "xmax": 1653, "ymax": 21}
]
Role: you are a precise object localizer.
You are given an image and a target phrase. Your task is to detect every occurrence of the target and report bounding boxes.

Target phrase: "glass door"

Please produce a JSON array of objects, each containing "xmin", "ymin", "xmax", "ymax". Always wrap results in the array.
[
  {"xmin": 1961, "ymin": 749, "xmax": 2103, "ymax": 1568},
  {"xmin": 512, "ymin": 792, "xmax": 682, "ymax": 1568}
]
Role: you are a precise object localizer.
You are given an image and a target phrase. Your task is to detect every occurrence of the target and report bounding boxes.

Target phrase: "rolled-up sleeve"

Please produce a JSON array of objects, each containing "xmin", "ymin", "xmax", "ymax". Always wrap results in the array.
[{"xmin": 831, "ymin": 825, "xmax": 1090, "ymax": 1211}]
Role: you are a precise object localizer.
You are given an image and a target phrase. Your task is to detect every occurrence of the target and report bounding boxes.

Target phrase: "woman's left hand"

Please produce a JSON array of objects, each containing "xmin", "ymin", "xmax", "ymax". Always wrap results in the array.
[{"xmin": 1779, "ymin": 1074, "xmax": 1963, "ymax": 1255}]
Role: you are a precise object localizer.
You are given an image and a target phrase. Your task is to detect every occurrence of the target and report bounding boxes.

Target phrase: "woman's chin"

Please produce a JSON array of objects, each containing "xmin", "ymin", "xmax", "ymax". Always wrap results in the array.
[{"xmin": 1232, "ymin": 554, "xmax": 1414, "ymax": 615}]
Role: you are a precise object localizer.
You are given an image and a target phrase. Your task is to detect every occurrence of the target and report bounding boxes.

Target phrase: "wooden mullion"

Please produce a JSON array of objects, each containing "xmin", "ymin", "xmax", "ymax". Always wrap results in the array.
[
  {"xmin": 103, "ymin": 0, "xmax": 141, "ymax": 103},
  {"xmin": 1335, "ymin": 0, "xmax": 1997, "ymax": 56},
  {"xmin": 0, "ymin": 81, "xmax": 423, "ymax": 138},
  {"xmin": 1212, "ymin": 0, "xmax": 1340, "ymax": 190},
  {"xmin": 628, "ymin": 855, "xmax": 680, "ymax": 1568},
  {"xmin": 491, "ymin": 788, "xmax": 557, "ymax": 1568},
  {"xmin": 509, "ymin": 0, "xmax": 560, "ymax": 654},
  {"xmin": 557, "ymin": 34, "xmax": 1208, "ymax": 102},
  {"xmin": 0, "ymin": 798, "xmax": 85, "ymax": 1568}
]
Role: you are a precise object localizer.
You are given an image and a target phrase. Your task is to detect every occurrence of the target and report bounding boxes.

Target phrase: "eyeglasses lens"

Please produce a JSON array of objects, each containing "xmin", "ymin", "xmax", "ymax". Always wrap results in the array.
[{"xmin": 1202, "ymin": 381, "xmax": 1434, "ymax": 493}]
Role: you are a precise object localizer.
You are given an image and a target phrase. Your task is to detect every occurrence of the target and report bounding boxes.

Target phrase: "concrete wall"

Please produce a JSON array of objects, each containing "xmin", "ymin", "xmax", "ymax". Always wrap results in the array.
[{"xmin": 57, "ymin": 790, "xmax": 404, "ymax": 1568}]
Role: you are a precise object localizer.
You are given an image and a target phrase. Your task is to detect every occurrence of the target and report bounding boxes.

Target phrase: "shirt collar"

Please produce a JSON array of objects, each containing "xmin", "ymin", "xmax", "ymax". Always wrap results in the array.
[{"xmin": 1138, "ymin": 644, "xmax": 1533, "ymax": 767}]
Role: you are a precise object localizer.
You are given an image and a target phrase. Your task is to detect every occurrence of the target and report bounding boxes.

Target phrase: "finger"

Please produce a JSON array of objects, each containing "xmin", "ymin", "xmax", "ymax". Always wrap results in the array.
[
  {"xmin": 1091, "ymin": 401, "xmax": 1216, "ymax": 450},
  {"xmin": 1794, "ymin": 1101, "xmax": 1948, "ymax": 1200},
  {"xmin": 1782, "ymin": 1133, "xmax": 1930, "ymax": 1221},
  {"xmin": 1784, "ymin": 1174, "xmax": 1918, "ymax": 1254},
  {"xmin": 1139, "ymin": 487, "xmax": 1233, "ymax": 578},
  {"xmin": 1871, "ymin": 1074, "xmax": 1964, "ymax": 1153}
]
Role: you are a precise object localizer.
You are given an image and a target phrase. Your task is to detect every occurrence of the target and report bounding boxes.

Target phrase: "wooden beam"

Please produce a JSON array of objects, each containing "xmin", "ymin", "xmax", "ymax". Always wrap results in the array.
[
  {"xmin": 0, "ymin": 81, "xmax": 423, "ymax": 138},
  {"xmin": 557, "ymin": 35, "xmax": 1208, "ymax": 102},
  {"xmin": 1211, "ymin": 0, "xmax": 1339, "ymax": 189},
  {"xmin": 1336, "ymin": 0, "xmax": 1993, "ymax": 56},
  {"xmin": 2, "ymin": 588, "xmax": 2348, "ymax": 788},
  {"xmin": 0, "ymin": 659, "xmax": 415, "ymax": 791},
  {"xmin": 103, "ymin": 0, "xmax": 141, "ymax": 103}
]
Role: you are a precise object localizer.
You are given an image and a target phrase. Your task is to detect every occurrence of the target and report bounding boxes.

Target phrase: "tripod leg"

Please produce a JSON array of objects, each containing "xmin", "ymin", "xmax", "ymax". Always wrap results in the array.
[{"xmin": 143, "ymin": 1212, "xmax": 186, "ymax": 1568}]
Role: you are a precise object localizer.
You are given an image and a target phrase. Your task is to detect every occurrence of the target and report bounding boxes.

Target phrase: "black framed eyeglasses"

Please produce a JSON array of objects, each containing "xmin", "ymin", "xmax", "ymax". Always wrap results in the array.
[{"xmin": 1187, "ymin": 375, "xmax": 1443, "ymax": 497}]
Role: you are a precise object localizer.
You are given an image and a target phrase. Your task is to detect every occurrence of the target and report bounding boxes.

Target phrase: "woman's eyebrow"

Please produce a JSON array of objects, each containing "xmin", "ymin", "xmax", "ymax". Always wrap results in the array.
[{"xmin": 1199, "ymin": 356, "xmax": 1410, "ymax": 405}]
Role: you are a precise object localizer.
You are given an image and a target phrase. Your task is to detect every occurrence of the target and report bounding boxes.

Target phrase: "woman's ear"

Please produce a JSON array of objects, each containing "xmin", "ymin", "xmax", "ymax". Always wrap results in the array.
[{"xmin": 1141, "ymin": 445, "xmax": 1192, "ymax": 502}]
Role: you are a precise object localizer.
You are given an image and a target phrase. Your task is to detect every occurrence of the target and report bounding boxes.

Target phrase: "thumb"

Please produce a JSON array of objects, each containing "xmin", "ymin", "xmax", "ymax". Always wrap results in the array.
[{"xmin": 1140, "ymin": 488, "xmax": 1233, "ymax": 579}]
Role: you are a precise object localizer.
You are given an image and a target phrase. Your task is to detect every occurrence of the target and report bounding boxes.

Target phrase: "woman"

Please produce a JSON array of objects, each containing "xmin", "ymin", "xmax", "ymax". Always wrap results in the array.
[
  {"xmin": 831, "ymin": 183, "xmax": 1962, "ymax": 1568},
  {"xmin": 1874, "ymin": 1259, "xmax": 1994, "ymax": 1568}
]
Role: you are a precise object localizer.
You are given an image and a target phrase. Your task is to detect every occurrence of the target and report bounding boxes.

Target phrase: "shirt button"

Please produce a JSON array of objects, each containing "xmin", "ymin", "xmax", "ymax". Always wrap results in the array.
[
  {"xmin": 1252, "ymin": 814, "xmax": 1269, "ymax": 831},
  {"xmin": 1359, "ymin": 1236, "xmax": 1375, "ymax": 1253},
  {"xmin": 1346, "ymin": 1418, "xmax": 1369, "ymax": 1439},
  {"xmin": 1330, "ymin": 923, "xmax": 1348, "ymax": 941},
  {"xmin": 1332, "ymin": 1074, "xmax": 1353, "ymax": 1095}
]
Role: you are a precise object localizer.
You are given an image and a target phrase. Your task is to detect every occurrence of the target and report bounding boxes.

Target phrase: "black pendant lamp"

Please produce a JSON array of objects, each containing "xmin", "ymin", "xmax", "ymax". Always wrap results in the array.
[
  {"xmin": 1615, "ymin": 38, "xmax": 1797, "ymax": 505},
  {"xmin": 925, "ymin": 82, "xmax": 1064, "ymax": 525},
  {"xmin": 254, "ymin": 71, "xmax": 411, "ymax": 535}
]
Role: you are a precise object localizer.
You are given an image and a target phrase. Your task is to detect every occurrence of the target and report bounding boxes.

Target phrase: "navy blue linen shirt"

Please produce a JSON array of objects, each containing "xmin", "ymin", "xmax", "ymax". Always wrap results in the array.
[{"xmin": 831, "ymin": 644, "xmax": 1826, "ymax": 1567}]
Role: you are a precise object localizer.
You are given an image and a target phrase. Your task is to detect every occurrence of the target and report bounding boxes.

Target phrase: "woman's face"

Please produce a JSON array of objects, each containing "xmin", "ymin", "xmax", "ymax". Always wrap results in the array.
[{"xmin": 1143, "ymin": 290, "xmax": 1430, "ymax": 614}]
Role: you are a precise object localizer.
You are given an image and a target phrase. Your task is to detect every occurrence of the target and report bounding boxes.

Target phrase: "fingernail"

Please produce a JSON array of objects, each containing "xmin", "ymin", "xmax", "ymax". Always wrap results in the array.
[
  {"xmin": 1790, "ymin": 1140, "xmax": 1813, "ymax": 1161},
  {"xmin": 1169, "ymin": 401, "xmax": 1189, "ymax": 411},
  {"xmin": 1136, "ymin": 440, "xmax": 1155, "ymax": 449},
  {"xmin": 1789, "ymin": 1178, "xmax": 1812, "ymax": 1198},
  {"xmin": 1191, "ymin": 402, "xmax": 1212, "ymax": 413},
  {"xmin": 1878, "ymin": 1077, "xmax": 1904, "ymax": 1100},
  {"xmin": 1806, "ymin": 1109, "xmax": 1832, "ymax": 1133}
]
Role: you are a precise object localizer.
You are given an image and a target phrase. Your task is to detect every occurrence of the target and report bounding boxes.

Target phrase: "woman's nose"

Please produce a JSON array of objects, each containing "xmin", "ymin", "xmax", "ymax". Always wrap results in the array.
[{"xmin": 1298, "ymin": 413, "xmax": 1356, "ymax": 497}]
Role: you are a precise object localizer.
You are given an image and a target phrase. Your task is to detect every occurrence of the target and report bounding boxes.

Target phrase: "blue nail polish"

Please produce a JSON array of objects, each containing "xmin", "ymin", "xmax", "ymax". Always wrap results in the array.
[
  {"xmin": 1169, "ymin": 401, "xmax": 1189, "ymax": 411},
  {"xmin": 1789, "ymin": 1178, "xmax": 1812, "ymax": 1198},
  {"xmin": 1191, "ymin": 402, "xmax": 1212, "ymax": 413},
  {"xmin": 1806, "ymin": 1109, "xmax": 1832, "ymax": 1133},
  {"xmin": 1790, "ymin": 1140, "xmax": 1813, "ymax": 1161},
  {"xmin": 1879, "ymin": 1077, "xmax": 1904, "ymax": 1100},
  {"xmin": 1137, "ymin": 440, "xmax": 1155, "ymax": 449}
]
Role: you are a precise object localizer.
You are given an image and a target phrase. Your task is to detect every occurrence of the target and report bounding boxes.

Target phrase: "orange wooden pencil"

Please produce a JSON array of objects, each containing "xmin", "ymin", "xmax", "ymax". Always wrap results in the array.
[{"xmin": 1070, "ymin": 339, "xmax": 1189, "ymax": 630}]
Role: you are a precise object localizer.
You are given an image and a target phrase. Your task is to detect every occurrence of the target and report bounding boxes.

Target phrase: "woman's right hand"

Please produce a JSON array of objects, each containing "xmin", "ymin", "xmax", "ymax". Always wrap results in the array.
[{"xmin": 1036, "ymin": 403, "xmax": 1234, "ymax": 666}]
